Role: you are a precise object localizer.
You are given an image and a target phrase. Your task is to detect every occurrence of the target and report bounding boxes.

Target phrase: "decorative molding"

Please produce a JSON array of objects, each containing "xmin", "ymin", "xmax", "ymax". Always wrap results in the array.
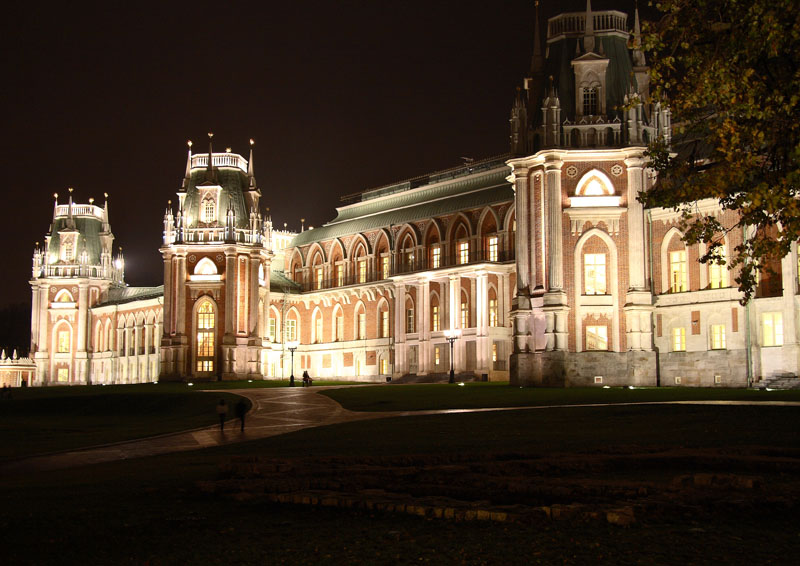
[
  {"xmin": 566, "ymin": 206, "xmax": 625, "ymax": 236},
  {"xmin": 610, "ymin": 164, "xmax": 623, "ymax": 177},
  {"xmin": 565, "ymin": 165, "xmax": 578, "ymax": 178}
]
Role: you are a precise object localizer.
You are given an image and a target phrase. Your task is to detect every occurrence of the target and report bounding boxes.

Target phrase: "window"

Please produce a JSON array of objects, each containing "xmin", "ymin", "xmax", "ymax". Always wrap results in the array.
[
  {"xmin": 196, "ymin": 301, "xmax": 215, "ymax": 372},
  {"xmin": 586, "ymin": 325, "xmax": 608, "ymax": 350},
  {"xmin": 669, "ymin": 250, "xmax": 688, "ymax": 293},
  {"xmin": 57, "ymin": 329, "xmax": 71, "ymax": 353},
  {"xmin": 405, "ymin": 250, "xmax": 414, "ymax": 270},
  {"xmin": 763, "ymin": 312, "xmax": 783, "ymax": 347},
  {"xmin": 63, "ymin": 241, "xmax": 74, "ymax": 262},
  {"xmin": 709, "ymin": 249, "xmax": 729, "ymax": 289},
  {"xmin": 380, "ymin": 310, "xmax": 389, "ymax": 338},
  {"xmin": 315, "ymin": 267, "xmax": 323, "ymax": 290},
  {"xmin": 584, "ymin": 253, "xmax": 607, "ymax": 295},
  {"xmin": 335, "ymin": 311, "xmax": 344, "ymax": 341},
  {"xmin": 357, "ymin": 312, "xmax": 366, "ymax": 340},
  {"xmin": 583, "ymin": 87, "xmax": 598, "ymax": 115},
  {"xmin": 431, "ymin": 245, "xmax": 441, "ymax": 269},
  {"xmin": 461, "ymin": 301, "xmax": 469, "ymax": 328},
  {"xmin": 315, "ymin": 315, "xmax": 323, "ymax": 343},
  {"xmin": 458, "ymin": 241, "xmax": 469, "ymax": 265},
  {"xmin": 406, "ymin": 307, "xmax": 415, "ymax": 334},
  {"xmin": 435, "ymin": 346, "xmax": 441, "ymax": 366},
  {"xmin": 710, "ymin": 324, "xmax": 726, "ymax": 350},
  {"xmin": 672, "ymin": 327, "xmax": 686, "ymax": 352},
  {"xmin": 381, "ymin": 256, "xmax": 390, "ymax": 279},
  {"xmin": 268, "ymin": 318, "xmax": 277, "ymax": 342},
  {"xmin": 57, "ymin": 368, "xmax": 69, "ymax": 382},
  {"xmin": 336, "ymin": 264, "xmax": 344, "ymax": 287},
  {"xmin": 487, "ymin": 236, "xmax": 498, "ymax": 262},
  {"xmin": 489, "ymin": 299, "xmax": 498, "ymax": 327},
  {"xmin": 432, "ymin": 305, "xmax": 440, "ymax": 332},
  {"xmin": 380, "ymin": 358, "xmax": 388, "ymax": 374},
  {"xmin": 202, "ymin": 198, "xmax": 216, "ymax": 223},
  {"xmin": 358, "ymin": 259, "xmax": 367, "ymax": 283},
  {"xmin": 285, "ymin": 319, "xmax": 297, "ymax": 342},
  {"xmin": 492, "ymin": 343, "xmax": 498, "ymax": 362}
]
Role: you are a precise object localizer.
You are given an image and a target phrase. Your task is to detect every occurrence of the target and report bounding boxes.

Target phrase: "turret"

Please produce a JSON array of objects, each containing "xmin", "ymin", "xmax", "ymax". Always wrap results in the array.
[
  {"xmin": 510, "ymin": 87, "xmax": 528, "ymax": 156},
  {"xmin": 541, "ymin": 81, "xmax": 562, "ymax": 148}
]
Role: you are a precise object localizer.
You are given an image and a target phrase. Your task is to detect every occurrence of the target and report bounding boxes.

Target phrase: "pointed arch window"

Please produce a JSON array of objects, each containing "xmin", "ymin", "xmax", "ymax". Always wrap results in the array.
[{"xmin": 196, "ymin": 301, "xmax": 215, "ymax": 373}]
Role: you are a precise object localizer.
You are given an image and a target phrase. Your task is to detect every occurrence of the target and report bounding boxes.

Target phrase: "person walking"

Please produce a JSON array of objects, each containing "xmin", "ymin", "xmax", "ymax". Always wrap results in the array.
[
  {"xmin": 216, "ymin": 399, "xmax": 228, "ymax": 431},
  {"xmin": 235, "ymin": 398, "xmax": 248, "ymax": 432}
]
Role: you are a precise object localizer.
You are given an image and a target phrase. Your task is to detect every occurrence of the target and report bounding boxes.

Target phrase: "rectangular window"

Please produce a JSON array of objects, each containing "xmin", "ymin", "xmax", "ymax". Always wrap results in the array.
[
  {"xmin": 492, "ymin": 343, "xmax": 497, "ymax": 362},
  {"xmin": 357, "ymin": 312, "xmax": 366, "ymax": 340},
  {"xmin": 380, "ymin": 358, "xmax": 388, "ymax": 374},
  {"xmin": 461, "ymin": 301, "xmax": 469, "ymax": 328},
  {"xmin": 487, "ymin": 236, "xmax": 498, "ymax": 262},
  {"xmin": 406, "ymin": 307, "xmax": 415, "ymax": 334},
  {"xmin": 405, "ymin": 250, "xmax": 414, "ymax": 271},
  {"xmin": 434, "ymin": 346, "xmax": 441, "ymax": 366},
  {"xmin": 458, "ymin": 241, "xmax": 469, "ymax": 265},
  {"xmin": 709, "ymin": 248, "xmax": 728, "ymax": 289},
  {"xmin": 336, "ymin": 264, "xmax": 344, "ymax": 287},
  {"xmin": 358, "ymin": 260, "xmax": 367, "ymax": 283},
  {"xmin": 285, "ymin": 319, "xmax": 297, "ymax": 342},
  {"xmin": 710, "ymin": 324, "xmax": 726, "ymax": 350},
  {"xmin": 763, "ymin": 312, "xmax": 784, "ymax": 347},
  {"xmin": 432, "ymin": 305, "xmax": 440, "ymax": 332},
  {"xmin": 57, "ymin": 367, "xmax": 69, "ymax": 382},
  {"xmin": 380, "ymin": 310, "xmax": 389, "ymax": 338},
  {"xmin": 268, "ymin": 318, "xmax": 277, "ymax": 342},
  {"xmin": 586, "ymin": 325, "xmax": 608, "ymax": 350},
  {"xmin": 669, "ymin": 250, "xmax": 688, "ymax": 292},
  {"xmin": 431, "ymin": 246, "xmax": 441, "ymax": 269},
  {"xmin": 316, "ymin": 267, "xmax": 323, "ymax": 290},
  {"xmin": 381, "ymin": 256, "xmax": 390, "ymax": 279},
  {"xmin": 584, "ymin": 253, "xmax": 607, "ymax": 295},
  {"xmin": 583, "ymin": 87, "xmax": 598, "ymax": 115},
  {"xmin": 57, "ymin": 330, "xmax": 70, "ymax": 353},
  {"xmin": 672, "ymin": 327, "xmax": 686, "ymax": 352},
  {"xmin": 489, "ymin": 299, "xmax": 498, "ymax": 327}
]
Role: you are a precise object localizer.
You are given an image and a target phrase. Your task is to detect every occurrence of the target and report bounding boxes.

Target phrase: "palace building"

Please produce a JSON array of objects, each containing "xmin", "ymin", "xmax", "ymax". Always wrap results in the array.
[{"xmin": 22, "ymin": 2, "xmax": 800, "ymax": 388}]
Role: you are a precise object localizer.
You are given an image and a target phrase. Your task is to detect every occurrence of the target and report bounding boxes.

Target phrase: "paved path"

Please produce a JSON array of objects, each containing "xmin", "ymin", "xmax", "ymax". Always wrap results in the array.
[{"xmin": 3, "ymin": 387, "xmax": 799, "ymax": 475}]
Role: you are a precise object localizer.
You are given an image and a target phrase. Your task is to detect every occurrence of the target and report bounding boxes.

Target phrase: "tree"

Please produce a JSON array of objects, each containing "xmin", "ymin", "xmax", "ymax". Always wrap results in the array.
[{"xmin": 641, "ymin": 0, "xmax": 800, "ymax": 302}]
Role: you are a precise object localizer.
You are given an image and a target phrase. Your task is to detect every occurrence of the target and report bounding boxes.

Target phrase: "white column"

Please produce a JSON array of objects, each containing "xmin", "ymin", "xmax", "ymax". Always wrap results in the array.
[
  {"xmin": 248, "ymin": 255, "xmax": 260, "ymax": 336},
  {"xmin": 77, "ymin": 282, "xmax": 88, "ymax": 352},
  {"xmin": 419, "ymin": 279, "xmax": 430, "ymax": 373},
  {"xmin": 477, "ymin": 272, "xmax": 488, "ymax": 336},
  {"xmin": 625, "ymin": 156, "xmax": 647, "ymax": 290},
  {"xmin": 545, "ymin": 160, "xmax": 564, "ymax": 290},
  {"xmin": 225, "ymin": 251, "xmax": 236, "ymax": 336},
  {"xmin": 449, "ymin": 274, "xmax": 460, "ymax": 330},
  {"xmin": 175, "ymin": 254, "xmax": 187, "ymax": 335},
  {"xmin": 163, "ymin": 254, "xmax": 173, "ymax": 336},
  {"xmin": 393, "ymin": 281, "xmax": 406, "ymax": 374},
  {"xmin": 513, "ymin": 167, "xmax": 531, "ymax": 293}
]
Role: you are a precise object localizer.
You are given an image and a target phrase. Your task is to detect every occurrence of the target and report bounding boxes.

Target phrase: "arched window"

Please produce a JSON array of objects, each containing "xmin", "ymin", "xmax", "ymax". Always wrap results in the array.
[
  {"xmin": 195, "ymin": 257, "xmax": 218, "ymax": 276},
  {"xmin": 195, "ymin": 300, "xmax": 216, "ymax": 373},
  {"xmin": 201, "ymin": 198, "xmax": 216, "ymax": 223},
  {"xmin": 54, "ymin": 289, "xmax": 74, "ymax": 303},
  {"xmin": 55, "ymin": 324, "xmax": 71, "ymax": 353},
  {"xmin": 312, "ymin": 309, "xmax": 323, "ymax": 343},
  {"xmin": 355, "ymin": 303, "xmax": 366, "ymax": 340},
  {"xmin": 334, "ymin": 306, "xmax": 344, "ymax": 341}
]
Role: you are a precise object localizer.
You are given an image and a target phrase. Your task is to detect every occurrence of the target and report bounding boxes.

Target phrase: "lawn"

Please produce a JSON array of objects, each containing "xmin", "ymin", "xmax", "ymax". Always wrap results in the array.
[
  {"xmin": 1, "ymin": 403, "xmax": 798, "ymax": 565},
  {"xmin": 322, "ymin": 381, "xmax": 800, "ymax": 411}
]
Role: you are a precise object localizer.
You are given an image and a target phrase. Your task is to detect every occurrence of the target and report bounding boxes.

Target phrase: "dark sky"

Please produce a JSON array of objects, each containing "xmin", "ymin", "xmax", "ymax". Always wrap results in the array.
[{"xmin": 0, "ymin": 0, "xmax": 653, "ymax": 310}]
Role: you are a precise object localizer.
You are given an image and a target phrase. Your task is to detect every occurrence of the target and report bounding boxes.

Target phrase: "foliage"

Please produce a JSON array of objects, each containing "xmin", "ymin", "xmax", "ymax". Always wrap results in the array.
[{"xmin": 641, "ymin": 0, "xmax": 800, "ymax": 302}]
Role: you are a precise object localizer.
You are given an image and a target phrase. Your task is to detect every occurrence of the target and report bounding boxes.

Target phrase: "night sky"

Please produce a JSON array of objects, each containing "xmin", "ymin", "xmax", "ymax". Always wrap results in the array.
[{"xmin": 1, "ymin": 0, "xmax": 653, "ymax": 311}]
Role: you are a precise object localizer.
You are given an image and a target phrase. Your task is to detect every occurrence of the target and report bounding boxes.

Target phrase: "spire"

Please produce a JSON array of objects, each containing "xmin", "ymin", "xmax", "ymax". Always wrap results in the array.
[
  {"xmin": 181, "ymin": 140, "xmax": 193, "ymax": 191},
  {"xmin": 632, "ymin": 1, "xmax": 646, "ymax": 67},
  {"xmin": 247, "ymin": 138, "xmax": 257, "ymax": 189},
  {"xmin": 531, "ymin": 1, "xmax": 544, "ymax": 74},
  {"xmin": 52, "ymin": 192, "xmax": 59, "ymax": 223},
  {"xmin": 66, "ymin": 188, "xmax": 76, "ymax": 229},
  {"xmin": 205, "ymin": 132, "xmax": 216, "ymax": 183},
  {"xmin": 584, "ymin": 0, "xmax": 595, "ymax": 53}
]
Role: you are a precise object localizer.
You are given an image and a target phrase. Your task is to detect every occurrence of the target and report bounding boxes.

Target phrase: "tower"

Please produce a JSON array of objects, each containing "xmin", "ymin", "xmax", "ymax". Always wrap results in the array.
[
  {"xmin": 30, "ymin": 191, "xmax": 123, "ymax": 385},
  {"xmin": 160, "ymin": 135, "xmax": 271, "ymax": 381}
]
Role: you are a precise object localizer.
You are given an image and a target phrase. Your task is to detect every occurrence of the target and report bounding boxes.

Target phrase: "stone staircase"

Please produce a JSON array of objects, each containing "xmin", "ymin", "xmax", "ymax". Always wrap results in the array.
[{"xmin": 759, "ymin": 373, "xmax": 800, "ymax": 390}]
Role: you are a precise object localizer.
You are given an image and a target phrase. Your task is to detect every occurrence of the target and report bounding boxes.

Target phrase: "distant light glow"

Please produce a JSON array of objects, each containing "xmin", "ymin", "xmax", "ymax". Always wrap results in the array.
[
  {"xmin": 188, "ymin": 382, "xmax": 194, "ymax": 386},
  {"xmin": 457, "ymin": 382, "xmax": 465, "ymax": 386}
]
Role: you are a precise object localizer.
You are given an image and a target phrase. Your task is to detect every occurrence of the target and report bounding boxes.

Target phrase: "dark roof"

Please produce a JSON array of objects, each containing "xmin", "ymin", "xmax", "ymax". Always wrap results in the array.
[
  {"xmin": 182, "ymin": 168, "xmax": 250, "ymax": 229},
  {"xmin": 102, "ymin": 285, "xmax": 164, "ymax": 306},
  {"xmin": 47, "ymin": 217, "xmax": 104, "ymax": 264}
]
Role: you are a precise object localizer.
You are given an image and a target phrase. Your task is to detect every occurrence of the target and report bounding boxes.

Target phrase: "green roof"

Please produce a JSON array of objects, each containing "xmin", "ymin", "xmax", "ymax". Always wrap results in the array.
[
  {"xmin": 102, "ymin": 285, "xmax": 164, "ymax": 306},
  {"xmin": 182, "ymin": 168, "xmax": 250, "ymax": 229},
  {"xmin": 47, "ymin": 217, "xmax": 104, "ymax": 264}
]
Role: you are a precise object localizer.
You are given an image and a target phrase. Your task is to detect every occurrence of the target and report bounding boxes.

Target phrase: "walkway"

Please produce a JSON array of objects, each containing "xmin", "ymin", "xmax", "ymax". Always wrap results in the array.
[{"xmin": 3, "ymin": 387, "xmax": 799, "ymax": 475}]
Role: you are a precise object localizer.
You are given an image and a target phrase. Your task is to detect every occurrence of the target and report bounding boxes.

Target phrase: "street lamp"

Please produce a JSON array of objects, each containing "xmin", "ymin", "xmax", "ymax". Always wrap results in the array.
[
  {"xmin": 287, "ymin": 340, "xmax": 299, "ymax": 387},
  {"xmin": 444, "ymin": 328, "xmax": 461, "ymax": 384}
]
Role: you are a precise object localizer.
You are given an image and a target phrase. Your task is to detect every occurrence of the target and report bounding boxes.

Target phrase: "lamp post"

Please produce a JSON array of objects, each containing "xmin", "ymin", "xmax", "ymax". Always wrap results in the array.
[
  {"xmin": 444, "ymin": 328, "xmax": 461, "ymax": 384},
  {"xmin": 287, "ymin": 340, "xmax": 299, "ymax": 387}
]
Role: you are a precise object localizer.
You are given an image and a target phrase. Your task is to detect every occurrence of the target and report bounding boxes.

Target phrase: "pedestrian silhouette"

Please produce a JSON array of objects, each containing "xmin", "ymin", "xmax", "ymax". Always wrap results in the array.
[
  {"xmin": 235, "ymin": 399, "xmax": 247, "ymax": 432},
  {"xmin": 216, "ymin": 399, "xmax": 228, "ymax": 431},
  {"xmin": 302, "ymin": 370, "xmax": 313, "ymax": 387}
]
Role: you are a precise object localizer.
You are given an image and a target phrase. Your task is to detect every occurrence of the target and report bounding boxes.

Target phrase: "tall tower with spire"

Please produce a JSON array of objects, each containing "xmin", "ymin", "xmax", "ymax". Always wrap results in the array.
[
  {"xmin": 30, "ymin": 191, "xmax": 124, "ymax": 385},
  {"xmin": 160, "ymin": 136, "xmax": 271, "ymax": 381}
]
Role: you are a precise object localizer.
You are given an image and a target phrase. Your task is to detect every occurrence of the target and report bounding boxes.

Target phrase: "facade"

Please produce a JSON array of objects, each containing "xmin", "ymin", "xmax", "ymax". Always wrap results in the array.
[{"xmin": 23, "ymin": 2, "xmax": 800, "ymax": 387}]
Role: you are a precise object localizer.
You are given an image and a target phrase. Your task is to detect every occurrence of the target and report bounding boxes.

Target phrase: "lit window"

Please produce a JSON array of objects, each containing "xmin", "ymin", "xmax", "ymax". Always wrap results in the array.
[
  {"xmin": 672, "ymin": 327, "xmax": 686, "ymax": 352},
  {"xmin": 336, "ymin": 264, "xmax": 344, "ymax": 286},
  {"xmin": 461, "ymin": 301, "xmax": 469, "ymax": 328},
  {"xmin": 487, "ymin": 236, "xmax": 498, "ymax": 262},
  {"xmin": 489, "ymin": 299, "xmax": 498, "ymax": 327},
  {"xmin": 196, "ymin": 301, "xmax": 215, "ymax": 372},
  {"xmin": 315, "ymin": 315, "xmax": 323, "ymax": 343},
  {"xmin": 57, "ymin": 329, "xmax": 71, "ymax": 353},
  {"xmin": 316, "ymin": 267, "xmax": 323, "ymax": 290},
  {"xmin": 335, "ymin": 311, "xmax": 344, "ymax": 341},
  {"xmin": 586, "ymin": 325, "xmax": 608, "ymax": 350},
  {"xmin": 358, "ymin": 259, "xmax": 367, "ymax": 283},
  {"xmin": 435, "ymin": 346, "xmax": 441, "ymax": 366},
  {"xmin": 492, "ymin": 343, "xmax": 498, "ymax": 362},
  {"xmin": 458, "ymin": 241, "xmax": 469, "ymax": 265},
  {"xmin": 268, "ymin": 318, "xmax": 277, "ymax": 342},
  {"xmin": 285, "ymin": 319, "xmax": 297, "ymax": 342},
  {"xmin": 584, "ymin": 253, "xmax": 607, "ymax": 295},
  {"xmin": 57, "ymin": 368, "xmax": 69, "ymax": 382},
  {"xmin": 406, "ymin": 306, "xmax": 415, "ymax": 334},
  {"xmin": 709, "ymin": 248, "xmax": 729, "ymax": 289},
  {"xmin": 380, "ymin": 358, "xmax": 388, "ymax": 374},
  {"xmin": 431, "ymin": 246, "xmax": 441, "ymax": 269},
  {"xmin": 405, "ymin": 250, "xmax": 414, "ymax": 270},
  {"xmin": 357, "ymin": 312, "xmax": 366, "ymax": 340},
  {"xmin": 202, "ymin": 198, "xmax": 216, "ymax": 223},
  {"xmin": 669, "ymin": 250, "xmax": 688, "ymax": 293},
  {"xmin": 583, "ymin": 87, "xmax": 598, "ymax": 115},
  {"xmin": 380, "ymin": 310, "xmax": 389, "ymax": 338},
  {"xmin": 710, "ymin": 324, "xmax": 726, "ymax": 350},
  {"xmin": 432, "ymin": 305, "xmax": 440, "ymax": 332},
  {"xmin": 763, "ymin": 312, "xmax": 783, "ymax": 347},
  {"xmin": 381, "ymin": 256, "xmax": 390, "ymax": 279},
  {"xmin": 63, "ymin": 241, "xmax": 74, "ymax": 262}
]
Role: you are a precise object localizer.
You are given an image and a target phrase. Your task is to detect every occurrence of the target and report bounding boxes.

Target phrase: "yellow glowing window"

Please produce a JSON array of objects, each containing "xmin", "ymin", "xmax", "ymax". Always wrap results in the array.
[
  {"xmin": 358, "ymin": 260, "xmax": 367, "ymax": 283},
  {"xmin": 406, "ymin": 307, "xmax": 415, "ymax": 334},
  {"xmin": 405, "ymin": 250, "xmax": 414, "ymax": 270},
  {"xmin": 380, "ymin": 310, "xmax": 389, "ymax": 338},
  {"xmin": 268, "ymin": 318, "xmax": 277, "ymax": 342},
  {"xmin": 709, "ymin": 248, "xmax": 728, "ymax": 289},
  {"xmin": 492, "ymin": 343, "xmax": 497, "ymax": 362},
  {"xmin": 672, "ymin": 327, "xmax": 686, "ymax": 352},
  {"xmin": 285, "ymin": 319, "xmax": 297, "ymax": 342},
  {"xmin": 763, "ymin": 312, "xmax": 783, "ymax": 347},
  {"xmin": 710, "ymin": 324, "xmax": 726, "ymax": 350},
  {"xmin": 489, "ymin": 299, "xmax": 498, "ymax": 327},
  {"xmin": 380, "ymin": 358, "xmax": 388, "ymax": 374},
  {"xmin": 196, "ymin": 301, "xmax": 215, "ymax": 372},
  {"xmin": 584, "ymin": 253, "xmax": 606, "ymax": 295},
  {"xmin": 458, "ymin": 241, "xmax": 469, "ymax": 265},
  {"xmin": 586, "ymin": 325, "xmax": 608, "ymax": 350},
  {"xmin": 336, "ymin": 264, "xmax": 344, "ymax": 286},
  {"xmin": 669, "ymin": 250, "xmax": 688, "ymax": 293},
  {"xmin": 57, "ymin": 368, "xmax": 69, "ymax": 382},
  {"xmin": 57, "ymin": 329, "xmax": 70, "ymax": 353},
  {"xmin": 431, "ymin": 246, "xmax": 441, "ymax": 269},
  {"xmin": 432, "ymin": 306, "xmax": 440, "ymax": 332},
  {"xmin": 315, "ymin": 315, "xmax": 323, "ymax": 343},
  {"xmin": 461, "ymin": 301, "xmax": 469, "ymax": 328},
  {"xmin": 487, "ymin": 236, "xmax": 498, "ymax": 262},
  {"xmin": 335, "ymin": 312, "xmax": 343, "ymax": 341},
  {"xmin": 435, "ymin": 346, "xmax": 441, "ymax": 366},
  {"xmin": 381, "ymin": 256, "xmax": 390, "ymax": 279},
  {"xmin": 63, "ymin": 241, "xmax": 74, "ymax": 262},
  {"xmin": 202, "ymin": 198, "xmax": 216, "ymax": 223},
  {"xmin": 357, "ymin": 312, "xmax": 366, "ymax": 340},
  {"xmin": 316, "ymin": 268, "xmax": 323, "ymax": 289}
]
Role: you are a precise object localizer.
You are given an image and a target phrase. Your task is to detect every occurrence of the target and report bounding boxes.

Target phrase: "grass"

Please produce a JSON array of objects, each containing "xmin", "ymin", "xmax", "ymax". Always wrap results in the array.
[
  {"xmin": 322, "ymin": 381, "xmax": 800, "ymax": 412},
  {"xmin": 0, "ymin": 383, "xmax": 248, "ymax": 460},
  {"xmin": 2, "ymin": 403, "xmax": 798, "ymax": 565}
]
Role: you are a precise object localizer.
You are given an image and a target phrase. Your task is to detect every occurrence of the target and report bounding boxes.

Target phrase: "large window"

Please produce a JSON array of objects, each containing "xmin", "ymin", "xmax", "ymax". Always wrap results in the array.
[
  {"xmin": 709, "ymin": 248, "xmax": 729, "ymax": 289},
  {"xmin": 196, "ymin": 301, "xmax": 215, "ymax": 373},
  {"xmin": 201, "ymin": 198, "xmax": 216, "ymax": 223},
  {"xmin": 431, "ymin": 245, "xmax": 441, "ymax": 269},
  {"xmin": 583, "ymin": 87, "xmax": 598, "ymax": 115},
  {"xmin": 406, "ymin": 306, "xmax": 415, "ymax": 334},
  {"xmin": 763, "ymin": 312, "xmax": 783, "ymax": 347},
  {"xmin": 357, "ymin": 312, "xmax": 366, "ymax": 340},
  {"xmin": 461, "ymin": 300, "xmax": 469, "ymax": 328},
  {"xmin": 586, "ymin": 325, "xmax": 608, "ymax": 350},
  {"xmin": 63, "ymin": 241, "xmax": 74, "ymax": 262},
  {"xmin": 380, "ymin": 310, "xmax": 389, "ymax": 338},
  {"xmin": 315, "ymin": 267, "xmax": 323, "ymax": 290},
  {"xmin": 314, "ymin": 315, "xmax": 323, "ymax": 343},
  {"xmin": 672, "ymin": 327, "xmax": 686, "ymax": 352},
  {"xmin": 285, "ymin": 319, "xmax": 297, "ymax": 342},
  {"xmin": 381, "ymin": 256, "xmax": 390, "ymax": 279},
  {"xmin": 336, "ymin": 264, "xmax": 344, "ymax": 287},
  {"xmin": 432, "ymin": 305, "xmax": 440, "ymax": 332},
  {"xmin": 584, "ymin": 253, "xmax": 606, "ymax": 295},
  {"xmin": 487, "ymin": 236, "xmax": 498, "ymax": 262},
  {"xmin": 57, "ymin": 329, "xmax": 71, "ymax": 353},
  {"xmin": 358, "ymin": 259, "xmax": 367, "ymax": 283},
  {"xmin": 669, "ymin": 250, "xmax": 688, "ymax": 293},
  {"xmin": 268, "ymin": 318, "xmax": 277, "ymax": 342},
  {"xmin": 710, "ymin": 324, "xmax": 726, "ymax": 350},
  {"xmin": 489, "ymin": 299, "xmax": 498, "ymax": 327},
  {"xmin": 335, "ymin": 310, "xmax": 344, "ymax": 341},
  {"xmin": 458, "ymin": 241, "xmax": 469, "ymax": 265}
]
